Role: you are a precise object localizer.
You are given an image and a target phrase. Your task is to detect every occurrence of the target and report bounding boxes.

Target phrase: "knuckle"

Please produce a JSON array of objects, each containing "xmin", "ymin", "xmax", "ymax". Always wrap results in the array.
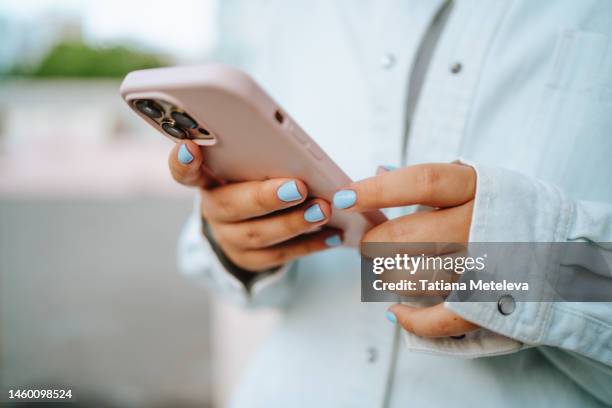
[
  {"xmin": 370, "ymin": 177, "xmax": 385, "ymax": 203},
  {"xmin": 215, "ymin": 196, "xmax": 238, "ymax": 220},
  {"xmin": 416, "ymin": 165, "xmax": 440, "ymax": 200},
  {"xmin": 242, "ymin": 225, "xmax": 264, "ymax": 248},
  {"xmin": 362, "ymin": 220, "xmax": 408, "ymax": 244},
  {"xmin": 252, "ymin": 185, "xmax": 270, "ymax": 212},
  {"xmin": 386, "ymin": 220, "xmax": 411, "ymax": 242}
]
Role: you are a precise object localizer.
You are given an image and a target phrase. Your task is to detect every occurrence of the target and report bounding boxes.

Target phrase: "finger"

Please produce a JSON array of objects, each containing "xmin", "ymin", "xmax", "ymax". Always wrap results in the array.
[
  {"xmin": 333, "ymin": 163, "xmax": 475, "ymax": 211},
  {"xmin": 214, "ymin": 199, "xmax": 332, "ymax": 249},
  {"xmin": 387, "ymin": 303, "xmax": 479, "ymax": 337},
  {"xmin": 168, "ymin": 141, "xmax": 210, "ymax": 187},
  {"xmin": 362, "ymin": 200, "xmax": 473, "ymax": 243},
  {"xmin": 226, "ymin": 228, "xmax": 344, "ymax": 271},
  {"xmin": 201, "ymin": 178, "xmax": 308, "ymax": 222}
]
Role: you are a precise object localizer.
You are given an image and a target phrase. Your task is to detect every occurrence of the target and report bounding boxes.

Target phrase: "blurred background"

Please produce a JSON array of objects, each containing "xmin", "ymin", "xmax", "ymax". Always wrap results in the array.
[{"xmin": 0, "ymin": 0, "xmax": 279, "ymax": 406}]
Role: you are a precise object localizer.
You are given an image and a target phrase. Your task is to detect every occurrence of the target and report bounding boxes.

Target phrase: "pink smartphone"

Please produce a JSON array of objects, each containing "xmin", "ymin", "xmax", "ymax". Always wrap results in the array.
[{"xmin": 120, "ymin": 64, "xmax": 386, "ymax": 246}]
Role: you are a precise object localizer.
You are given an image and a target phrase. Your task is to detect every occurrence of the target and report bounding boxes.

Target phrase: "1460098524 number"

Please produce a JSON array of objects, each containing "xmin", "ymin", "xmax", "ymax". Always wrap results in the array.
[{"xmin": 8, "ymin": 389, "xmax": 73, "ymax": 400}]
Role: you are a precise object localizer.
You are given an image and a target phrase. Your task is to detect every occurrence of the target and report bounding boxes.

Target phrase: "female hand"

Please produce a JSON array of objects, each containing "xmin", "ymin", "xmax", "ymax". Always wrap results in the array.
[
  {"xmin": 169, "ymin": 141, "xmax": 342, "ymax": 272},
  {"xmin": 333, "ymin": 163, "xmax": 480, "ymax": 337}
]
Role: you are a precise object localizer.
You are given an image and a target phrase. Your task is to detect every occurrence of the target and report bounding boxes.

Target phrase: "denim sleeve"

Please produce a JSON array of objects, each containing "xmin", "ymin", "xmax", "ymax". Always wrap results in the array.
[
  {"xmin": 176, "ymin": 197, "xmax": 295, "ymax": 309},
  {"xmin": 444, "ymin": 164, "xmax": 612, "ymax": 402}
]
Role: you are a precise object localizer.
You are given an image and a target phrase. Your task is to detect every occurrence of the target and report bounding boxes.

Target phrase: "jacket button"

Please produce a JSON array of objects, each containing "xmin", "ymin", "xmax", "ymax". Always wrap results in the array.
[
  {"xmin": 380, "ymin": 53, "xmax": 396, "ymax": 70},
  {"xmin": 497, "ymin": 294, "xmax": 516, "ymax": 315},
  {"xmin": 450, "ymin": 62, "xmax": 462, "ymax": 74}
]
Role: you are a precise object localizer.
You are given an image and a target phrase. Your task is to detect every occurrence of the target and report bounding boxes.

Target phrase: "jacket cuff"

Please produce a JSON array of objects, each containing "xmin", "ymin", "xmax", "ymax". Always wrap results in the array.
[
  {"xmin": 445, "ymin": 162, "xmax": 573, "ymax": 351},
  {"xmin": 401, "ymin": 162, "xmax": 574, "ymax": 358}
]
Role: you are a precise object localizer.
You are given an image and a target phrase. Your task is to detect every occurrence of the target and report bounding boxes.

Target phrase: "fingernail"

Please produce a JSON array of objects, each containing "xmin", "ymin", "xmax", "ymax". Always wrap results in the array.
[
  {"xmin": 277, "ymin": 180, "xmax": 302, "ymax": 202},
  {"xmin": 178, "ymin": 144, "xmax": 194, "ymax": 164},
  {"xmin": 385, "ymin": 311, "xmax": 397, "ymax": 324},
  {"xmin": 304, "ymin": 204, "xmax": 325, "ymax": 223},
  {"xmin": 325, "ymin": 234, "xmax": 342, "ymax": 247},
  {"xmin": 333, "ymin": 190, "xmax": 356, "ymax": 209},
  {"xmin": 378, "ymin": 165, "xmax": 397, "ymax": 172}
]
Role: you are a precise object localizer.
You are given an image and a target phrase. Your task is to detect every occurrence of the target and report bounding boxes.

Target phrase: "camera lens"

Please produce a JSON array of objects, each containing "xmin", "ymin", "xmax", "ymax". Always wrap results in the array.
[
  {"xmin": 135, "ymin": 99, "xmax": 163, "ymax": 119},
  {"xmin": 162, "ymin": 122, "xmax": 188, "ymax": 139},
  {"xmin": 171, "ymin": 111, "xmax": 198, "ymax": 129}
]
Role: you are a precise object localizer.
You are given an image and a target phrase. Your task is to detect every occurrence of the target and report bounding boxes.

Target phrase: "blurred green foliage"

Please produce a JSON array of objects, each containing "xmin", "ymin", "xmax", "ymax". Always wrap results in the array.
[{"xmin": 9, "ymin": 41, "xmax": 169, "ymax": 78}]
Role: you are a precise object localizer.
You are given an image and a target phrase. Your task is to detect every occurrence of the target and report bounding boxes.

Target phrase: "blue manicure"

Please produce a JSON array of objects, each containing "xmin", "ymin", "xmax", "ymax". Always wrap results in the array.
[
  {"xmin": 382, "ymin": 165, "xmax": 398, "ymax": 171},
  {"xmin": 385, "ymin": 311, "xmax": 397, "ymax": 324},
  {"xmin": 277, "ymin": 180, "xmax": 302, "ymax": 202},
  {"xmin": 333, "ymin": 190, "xmax": 356, "ymax": 209},
  {"xmin": 178, "ymin": 144, "xmax": 194, "ymax": 164},
  {"xmin": 325, "ymin": 234, "xmax": 342, "ymax": 247},
  {"xmin": 304, "ymin": 204, "xmax": 325, "ymax": 223}
]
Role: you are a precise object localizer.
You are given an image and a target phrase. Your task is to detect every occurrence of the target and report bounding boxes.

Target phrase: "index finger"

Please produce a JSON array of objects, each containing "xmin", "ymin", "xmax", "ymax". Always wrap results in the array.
[{"xmin": 333, "ymin": 163, "xmax": 475, "ymax": 211}]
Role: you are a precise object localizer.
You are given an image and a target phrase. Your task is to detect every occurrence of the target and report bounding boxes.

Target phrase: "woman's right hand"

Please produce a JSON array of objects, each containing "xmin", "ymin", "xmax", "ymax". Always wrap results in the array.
[{"xmin": 168, "ymin": 141, "xmax": 343, "ymax": 272}]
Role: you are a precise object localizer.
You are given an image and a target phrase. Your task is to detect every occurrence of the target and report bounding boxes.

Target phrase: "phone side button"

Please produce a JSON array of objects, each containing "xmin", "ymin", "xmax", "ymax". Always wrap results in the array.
[
  {"xmin": 288, "ymin": 122, "xmax": 308, "ymax": 144},
  {"xmin": 307, "ymin": 143, "xmax": 325, "ymax": 160}
]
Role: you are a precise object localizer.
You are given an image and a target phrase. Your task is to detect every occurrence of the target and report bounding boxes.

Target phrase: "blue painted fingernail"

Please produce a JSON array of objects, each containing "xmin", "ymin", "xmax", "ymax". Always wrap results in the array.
[
  {"xmin": 178, "ymin": 144, "xmax": 194, "ymax": 164},
  {"xmin": 386, "ymin": 311, "xmax": 397, "ymax": 324},
  {"xmin": 325, "ymin": 234, "xmax": 342, "ymax": 247},
  {"xmin": 333, "ymin": 190, "xmax": 356, "ymax": 209},
  {"xmin": 304, "ymin": 204, "xmax": 325, "ymax": 223},
  {"xmin": 277, "ymin": 180, "xmax": 302, "ymax": 202},
  {"xmin": 381, "ymin": 165, "xmax": 397, "ymax": 171}
]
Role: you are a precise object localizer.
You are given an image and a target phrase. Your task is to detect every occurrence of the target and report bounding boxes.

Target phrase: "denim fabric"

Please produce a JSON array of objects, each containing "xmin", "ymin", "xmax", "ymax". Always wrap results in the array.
[{"xmin": 178, "ymin": 0, "xmax": 612, "ymax": 405}]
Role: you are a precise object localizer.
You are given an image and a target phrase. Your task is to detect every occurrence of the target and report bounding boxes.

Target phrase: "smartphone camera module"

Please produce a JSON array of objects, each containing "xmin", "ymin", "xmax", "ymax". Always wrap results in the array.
[
  {"xmin": 131, "ymin": 97, "xmax": 216, "ymax": 145},
  {"xmin": 171, "ymin": 111, "xmax": 198, "ymax": 129},
  {"xmin": 135, "ymin": 99, "xmax": 163, "ymax": 119},
  {"xmin": 171, "ymin": 111, "xmax": 213, "ymax": 140},
  {"xmin": 161, "ymin": 122, "xmax": 188, "ymax": 139}
]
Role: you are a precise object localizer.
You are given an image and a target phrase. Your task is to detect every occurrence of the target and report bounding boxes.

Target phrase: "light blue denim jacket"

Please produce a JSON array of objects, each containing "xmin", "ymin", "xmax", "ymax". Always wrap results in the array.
[{"xmin": 178, "ymin": 0, "xmax": 612, "ymax": 406}]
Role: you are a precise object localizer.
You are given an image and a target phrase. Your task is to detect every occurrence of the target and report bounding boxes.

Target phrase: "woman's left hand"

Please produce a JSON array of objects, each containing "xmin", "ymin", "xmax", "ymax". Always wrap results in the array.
[{"xmin": 333, "ymin": 163, "xmax": 480, "ymax": 337}]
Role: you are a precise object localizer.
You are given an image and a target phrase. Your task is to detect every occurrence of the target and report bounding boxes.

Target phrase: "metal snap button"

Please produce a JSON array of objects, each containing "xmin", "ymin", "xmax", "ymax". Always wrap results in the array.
[
  {"xmin": 450, "ymin": 62, "xmax": 462, "ymax": 74},
  {"xmin": 497, "ymin": 294, "xmax": 516, "ymax": 315},
  {"xmin": 380, "ymin": 53, "xmax": 396, "ymax": 70}
]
